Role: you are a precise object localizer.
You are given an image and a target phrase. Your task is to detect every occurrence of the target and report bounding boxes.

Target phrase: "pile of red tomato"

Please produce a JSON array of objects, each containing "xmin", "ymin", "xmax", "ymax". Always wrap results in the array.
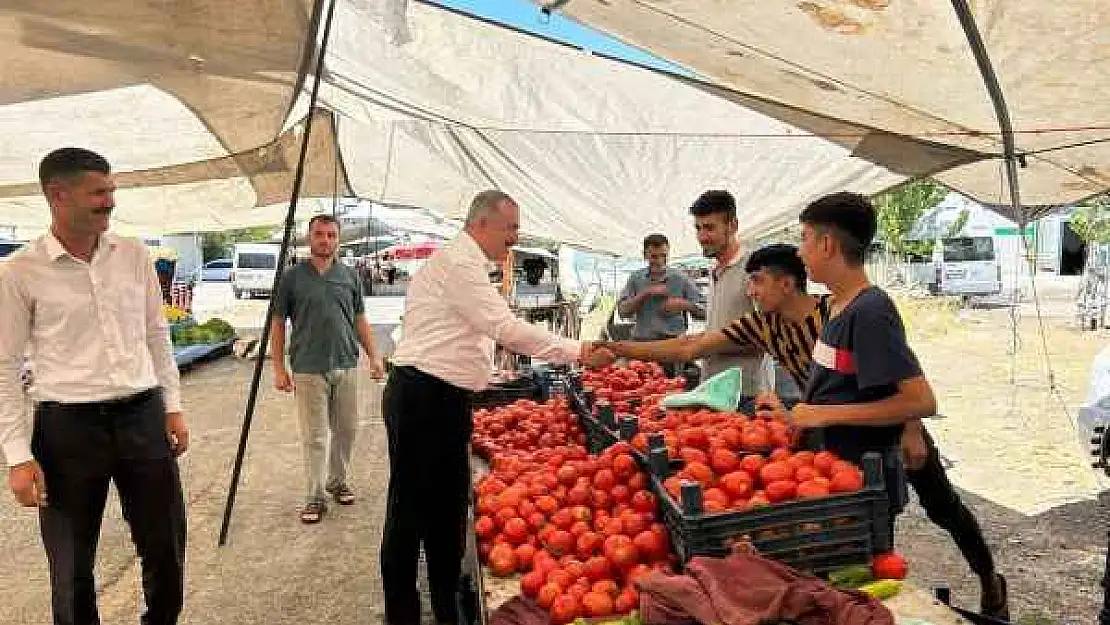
[
  {"xmin": 471, "ymin": 398, "xmax": 586, "ymax": 461},
  {"xmin": 473, "ymin": 397, "xmax": 676, "ymax": 623},
  {"xmin": 622, "ymin": 407, "xmax": 866, "ymax": 512},
  {"xmin": 579, "ymin": 362, "xmax": 685, "ymax": 414}
]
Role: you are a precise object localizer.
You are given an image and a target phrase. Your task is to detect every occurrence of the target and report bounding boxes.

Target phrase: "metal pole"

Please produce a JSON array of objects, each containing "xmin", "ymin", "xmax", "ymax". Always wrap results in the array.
[{"xmin": 218, "ymin": 0, "xmax": 339, "ymax": 546}]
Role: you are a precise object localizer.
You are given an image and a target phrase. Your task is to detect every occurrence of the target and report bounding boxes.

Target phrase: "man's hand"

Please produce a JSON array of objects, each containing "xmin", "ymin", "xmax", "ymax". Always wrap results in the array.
[
  {"xmin": 900, "ymin": 421, "xmax": 929, "ymax": 470},
  {"xmin": 9, "ymin": 460, "xmax": 47, "ymax": 507},
  {"xmin": 580, "ymin": 342, "xmax": 616, "ymax": 369},
  {"xmin": 661, "ymin": 297, "xmax": 692, "ymax": 314},
  {"xmin": 754, "ymin": 391, "xmax": 788, "ymax": 421},
  {"xmin": 166, "ymin": 411, "xmax": 190, "ymax": 457},
  {"xmin": 367, "ymin": 357, "xmax": 386, "ymax": 380},
  {"xmin": 274, "ymin": 366, "xmax": 295, "ymax": 392}
]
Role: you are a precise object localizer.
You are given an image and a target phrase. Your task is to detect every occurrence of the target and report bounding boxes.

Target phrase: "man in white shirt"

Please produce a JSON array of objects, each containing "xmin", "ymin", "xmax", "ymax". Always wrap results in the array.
[
  {"xmin": 382, "ymin": 190, "xmax": 611, "ymax": 625},
  {"xmin": 0, "ymin": 148, "xmax": 188, "ymax": 625}
]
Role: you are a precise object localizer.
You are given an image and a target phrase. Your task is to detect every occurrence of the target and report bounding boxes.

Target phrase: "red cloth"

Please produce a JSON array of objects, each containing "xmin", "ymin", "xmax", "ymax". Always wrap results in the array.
[{"xmin": 636, "ymin": 552, "xmax": 895, "ymax": 625}]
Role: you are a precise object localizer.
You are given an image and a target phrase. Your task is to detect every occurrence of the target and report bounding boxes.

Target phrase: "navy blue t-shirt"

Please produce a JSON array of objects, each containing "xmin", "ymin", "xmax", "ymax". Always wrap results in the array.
[{"xmin": 803, "ymin": 286, "xmax": 923, "ymax": 464}]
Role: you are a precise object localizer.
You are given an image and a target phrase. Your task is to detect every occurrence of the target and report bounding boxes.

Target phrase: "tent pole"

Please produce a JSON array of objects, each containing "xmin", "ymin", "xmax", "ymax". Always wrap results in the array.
[
  {"xmin": 949, "ymin": 0, "xmax": 1025, "ymax": 382},
  {"xmin": 948, "ymin": 0, "xmax": 1023, "ymax": 221},
  {"xmin": 217, "ymin": 0, "xmax": 339, "ymax": 547}
]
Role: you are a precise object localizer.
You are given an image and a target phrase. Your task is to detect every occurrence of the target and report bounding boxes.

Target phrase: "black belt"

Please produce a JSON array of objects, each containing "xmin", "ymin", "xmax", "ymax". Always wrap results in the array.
[
  {"xmin": 37, "ymin": 387, "xmax": 161, "ymax": 410},
  {"xmin": 390, "ymin": 366, "xmax": 473, "ymax": 398}
]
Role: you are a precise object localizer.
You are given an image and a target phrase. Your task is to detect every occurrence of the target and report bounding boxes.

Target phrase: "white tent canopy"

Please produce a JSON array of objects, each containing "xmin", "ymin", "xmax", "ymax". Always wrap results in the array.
[
  {"xmin": 0, "ymin": 0, "xmax": 905, "ymax": 257},
  {"xmin": 2, "ymin": 0, "xmax": 1106, "ymax": 255},
  {"xmin": 544, "ymin": 0, "xmax": 1110, "ymax": 217}
]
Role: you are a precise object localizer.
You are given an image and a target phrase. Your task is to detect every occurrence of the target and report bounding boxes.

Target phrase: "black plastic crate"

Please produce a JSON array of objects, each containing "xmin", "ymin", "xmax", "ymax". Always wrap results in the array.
[{"xmin": 649, "ymin": 449, "xmax": 892, "ymax": 575}]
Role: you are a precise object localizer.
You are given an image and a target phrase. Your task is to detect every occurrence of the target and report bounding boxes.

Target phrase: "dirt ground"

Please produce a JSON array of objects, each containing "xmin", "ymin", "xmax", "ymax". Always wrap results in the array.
[{"xmin": 0, "ymin": 278, "xmax": 1107, "ymax": 625}]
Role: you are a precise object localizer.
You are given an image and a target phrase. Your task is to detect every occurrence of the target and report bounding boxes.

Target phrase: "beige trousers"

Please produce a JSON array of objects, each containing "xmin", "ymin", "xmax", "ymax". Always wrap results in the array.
[{"xmin": 293, "ymin": 368, "xmax": 359, "ymax": 504}]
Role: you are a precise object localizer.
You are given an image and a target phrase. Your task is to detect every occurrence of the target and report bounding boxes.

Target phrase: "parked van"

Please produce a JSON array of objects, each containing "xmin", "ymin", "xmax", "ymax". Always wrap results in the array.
[
  {"xmin": 933, "ymin": 236, "xmax": 1002, "ymax": 297},
  {"xmin": 231, "ymin": 243, "xmax": 281, "ymax": 299}
]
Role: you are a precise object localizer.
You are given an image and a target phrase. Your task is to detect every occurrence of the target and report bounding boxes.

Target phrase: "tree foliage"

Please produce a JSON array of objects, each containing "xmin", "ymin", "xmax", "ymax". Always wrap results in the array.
[
  {"xmin": 1070, "ymin": 195, "xmax": 1110, "ymax": 245},
  {"xmin": 873, "ymin": 180, "xmax": 947, "ymax": 258},
  {"xmin": 198, "ymin": 227, "xmax": 275, "ymax": 261}
]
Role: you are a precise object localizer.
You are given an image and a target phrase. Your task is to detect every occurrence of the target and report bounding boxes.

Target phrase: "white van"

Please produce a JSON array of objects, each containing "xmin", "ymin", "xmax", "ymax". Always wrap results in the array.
[
  {"xmin": 231, "ymin": 243, "xmax": 281, "ymax": 299},
  {"xmin": 933, "ymin": 236, "xmax": 1002, "ymax": 297}
]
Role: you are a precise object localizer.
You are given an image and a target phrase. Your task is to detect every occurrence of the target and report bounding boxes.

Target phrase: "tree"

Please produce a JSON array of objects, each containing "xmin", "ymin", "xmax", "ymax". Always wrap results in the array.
[
  {"xmin": 198, "ymin": 227, "xmax": 275, "ymax": 261},
  {"xmin": 873, "ymin": 179, "xmax": 947, "ymax": 257},
  {"xmin": 1070, "ymin": 195, "xmax": 1110, "ymax": 245}
]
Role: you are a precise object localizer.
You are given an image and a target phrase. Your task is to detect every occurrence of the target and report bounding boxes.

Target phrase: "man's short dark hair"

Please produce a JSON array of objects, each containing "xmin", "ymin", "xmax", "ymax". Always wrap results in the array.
[
  {"xmin": 643, "ymin": 233, "xmax": 669, "ymax": 250},
  {"xmin": 745, "ymin": 244, "xmax": 807, "ymax": 292},
  {"xmin": 38, "ymin": 147, "xmax": 110, "ymax": 189},
  {"xmin": 798, "ymin": 192, "xmax": 877, "ymax": 266},
  {"xmin": 308, "ymin": 214, "xmax": 340, "ymax": 232},
  {"xmin": 689, "ymin": 190, "xmax": 737, "ymax": 220}
]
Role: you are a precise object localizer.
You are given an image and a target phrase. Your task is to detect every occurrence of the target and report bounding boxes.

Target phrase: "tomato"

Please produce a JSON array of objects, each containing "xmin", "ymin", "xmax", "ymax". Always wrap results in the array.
[
  {"xmin": 600, "ymin": 517, "xmax": 624, "ymax": 538},
  {"xmin": 872, "ymin": 552, "xmax": 909, "ymax": 579},
  {"xmin": 535, "ymin": 495, "xmax": 559, "ymax": 515},
  {"xmin": 503, "ymin": 517, "xmax": 529, "ymax": 545},
  {"xmin": 489, "ymin": 544, "xmax": 517, "ymax": 577},
  {"xmin": 830, "ymin": 468, "xmax": 864, "ymax": 493},
  {"xmin": 583, "ymin": 555, "xmax": 612, "ymax": 581},
  {"xmin": 576, "ymin": 531, "xmax": 603, "ymax": 559},
  {"xmin": 759, "ymin": 461, "xmax": 795, "ymax": 486},
  {"xmin": 563, "ymin": 559, "xmax": 587, "ymax": 581},
  {"xmin": 546, "ymin": 568, "xmax": 574, "ymax": 589},
  {"xmin": 796, "ymin": 479, "xmax": 831, "ymax": 499},
  {"xmin": 623, "ymin": 563, "xmax": 653, "ymax": 584},
  {"xmin": 794, "ymin": 466, "xmax": 822, "ymax": 483},
  {"xmin": 521, "ymin": 570, "xmax": 544, "ymax": 597},
  {"xmin": 566, "ymin": 485, "xmax": 591, "ymax": 506},
  {"xmin": 679, "ymin": 447, "xmax": 709, "ymax": 465},
  {"xmin": 710, "ymin": 447, "xmax": 741, "ymax": 475},
  {"xmin": 581, "ymin": 591, "xmax": 615, "ymax": 617},
  {"xmin": 550, "ymin": 593, "xmax": 581, "ymax": 624},
  {"xmin": 615, "ymin": 588, "xmax": 639, "ymax": 614},
  {"xmin": 719, "ymin": 471, "xmax": 753, "ymax": 499},
  {"xmin": 740, "ymin": 427, "xmax": 771, "ymax": 452},
  {"xmin": 610, "ymin": 484, "xmax": 632, "ymax": 504},
  {"xmin": 765, "ymin": 480, "xmax": 797, "ymax": 503},
  {"xmin": 593, "ymin": 469, "xmax": 617, "ymax": 491},
  {"xmin": 557, "ymin": 465, "xmax": 578, "ymax": 486},
  {"xmin": 769, "ymin": 448, "xmax": 792, "ymax": 462},
  {"xmin": 813, "ymin": 450, "xmax": 838, "ymax": 476},
  {"xmin": 630, "ymin": 490, "xmax": 657, "ymax": 514},
  {"xmin": 526, "ymin": 511, "xmax": 547, "ymax": 532},
  {"xmin": 474, "ymin": 516, "xmax": 496, "ymax": 540},
  {"xmin": 569, "ymin": 521, "xmax": 591, "ymax": 538},
  {"xmin": 612, "ymin": 453, "xmax": 638, "ymax": 480},
  {"xmin": 551, "ymin": 509, "xmax": 575, "ymax": 530},
  {"xmin": 830, "ymin": 459, "xmax": 857, "ymax": 476},
  {"xmin": 632, "ymin": 530, "xmax": 665, "ymax": 560},
  {"xmin": 680, "ymin": 461, "xmax": 714, "ymax": 486},
  {"xmin": 537, "ymin": 582, "xmax": 561, "ymax": 608},
  {"xmin": 546, "ymin": 530, "xmax": 574, "ymax": 557}
]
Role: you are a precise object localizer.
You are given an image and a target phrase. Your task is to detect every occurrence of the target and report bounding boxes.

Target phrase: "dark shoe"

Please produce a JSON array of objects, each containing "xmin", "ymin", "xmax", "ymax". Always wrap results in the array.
[
  {"xmin": 327, "ymin": 484, "xmax": 356, "ymax": 505},
  {"xmin": 300, "ymin": 501, "xmax": 327, "ymax": 524},
  {"xmin": 981, "ymin": 572, "xmax": 1010, "ymax": 621}
]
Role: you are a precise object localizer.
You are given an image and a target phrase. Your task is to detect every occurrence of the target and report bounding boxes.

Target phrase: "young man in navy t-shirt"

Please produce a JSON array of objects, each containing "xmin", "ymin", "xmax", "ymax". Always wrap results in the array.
[{"xmin": 787, "ymin": 192, "xmax": 1008, "ymax": 618}]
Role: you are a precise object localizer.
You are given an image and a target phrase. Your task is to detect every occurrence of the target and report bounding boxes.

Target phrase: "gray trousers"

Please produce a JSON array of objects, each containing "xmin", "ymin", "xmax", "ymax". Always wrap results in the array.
[{"xmin": 293, "ymin": 368, "xmax": 359, "ymax": 504}]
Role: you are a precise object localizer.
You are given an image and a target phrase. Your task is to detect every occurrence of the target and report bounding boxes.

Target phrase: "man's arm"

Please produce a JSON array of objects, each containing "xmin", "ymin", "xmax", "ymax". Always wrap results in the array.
[
  {"xmin": 142, "ymin": 253, "xmax": 188, "ymax": 456},
  {"xmin": 0, "ymin": 266, "xmax": 32, "ymax": 468},
  {"xmin": 664, "ymin": 273, "xmax": 706, "ymax": 320},
  {"xmin": 270, "ymin": 278, "xmax": 294, "ymax": 391},
  {"xmin": 791, "ymin": 376, "xmax": 937, "ymax": 427},
  {"xmin": 608, "ymin": 310, "xmax": 765, "ymax": 363},
  {"xmin": 616, "ymin": 275, "xmax": 645, "ymax": 318},
  {"xmin": 444, "ymin": 259, "xmax": 583, "ymax": 364}
]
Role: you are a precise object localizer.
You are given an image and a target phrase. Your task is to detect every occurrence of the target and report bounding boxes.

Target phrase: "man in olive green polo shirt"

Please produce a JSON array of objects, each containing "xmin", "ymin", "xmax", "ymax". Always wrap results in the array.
[{"xmin": 270, "ymin": 214, "xmax": 384, "ymax": 524}]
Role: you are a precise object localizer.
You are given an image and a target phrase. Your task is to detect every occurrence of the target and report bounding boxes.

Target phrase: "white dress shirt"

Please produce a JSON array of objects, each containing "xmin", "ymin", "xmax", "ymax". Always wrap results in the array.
[
  {"xmin": 0, "ymin": 233, "xmax": 182, "ymax": 467},
  {"xmin": 390, "ymin": 232, "xmax": 580, "ymax": 391}
]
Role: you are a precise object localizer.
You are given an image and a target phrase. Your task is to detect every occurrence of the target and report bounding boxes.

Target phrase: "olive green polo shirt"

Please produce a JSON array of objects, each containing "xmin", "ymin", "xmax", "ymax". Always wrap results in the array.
[{"xmin": 274, "ymin": 260, "xmax": 365, "ymax": 374}]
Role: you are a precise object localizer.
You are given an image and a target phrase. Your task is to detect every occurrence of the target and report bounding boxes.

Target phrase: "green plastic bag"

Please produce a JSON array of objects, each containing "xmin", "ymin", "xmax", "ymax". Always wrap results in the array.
[{"xmin": 660, "ymin": 367, "xmax": 742, "ymax": 412}]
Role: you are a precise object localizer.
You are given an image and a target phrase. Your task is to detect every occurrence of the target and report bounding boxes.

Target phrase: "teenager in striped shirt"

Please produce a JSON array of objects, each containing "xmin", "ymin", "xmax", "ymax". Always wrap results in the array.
[{"xmin": 605, "ymin": 242, "xmax": 1008, "ymax": 619}]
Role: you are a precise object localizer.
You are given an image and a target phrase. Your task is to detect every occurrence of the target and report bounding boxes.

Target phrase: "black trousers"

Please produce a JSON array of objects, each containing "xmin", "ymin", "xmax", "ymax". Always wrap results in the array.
[
  {"xmin": 31, "ymin": 388, "xmax": 187, "ymax": 625},
  {"xmin": 381, "ymin": 367, "xmax": 472, "ymax": 625},
  {"xmin": 906, "ymin": 429, "xmax": 995, "ymax": 578}
]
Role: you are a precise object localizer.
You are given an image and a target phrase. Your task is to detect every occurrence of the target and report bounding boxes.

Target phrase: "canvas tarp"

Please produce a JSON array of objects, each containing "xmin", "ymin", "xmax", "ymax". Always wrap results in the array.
[
  {"xmin": 546, "ymin": 0, "xmax": 1110, "ymax": 218},
  {"xmin": 0, "ymin": 0, "xmax": 907, "ymax": 256}
]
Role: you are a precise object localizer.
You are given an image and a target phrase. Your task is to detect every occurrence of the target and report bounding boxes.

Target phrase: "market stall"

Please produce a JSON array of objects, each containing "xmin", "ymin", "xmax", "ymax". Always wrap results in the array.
[
  {"xmin": 162, "ymin": 304, "xmax": 237, "ymax": 370},
  {"xmin": 459, "ymin": 363, "xmax": 991, "ymax": 625}
]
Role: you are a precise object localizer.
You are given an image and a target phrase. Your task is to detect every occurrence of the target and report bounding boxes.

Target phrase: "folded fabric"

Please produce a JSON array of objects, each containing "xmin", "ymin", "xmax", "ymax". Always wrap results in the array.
[{"xmin": 636, "ymin": 551, "xmax": 895, "ymax": 625}]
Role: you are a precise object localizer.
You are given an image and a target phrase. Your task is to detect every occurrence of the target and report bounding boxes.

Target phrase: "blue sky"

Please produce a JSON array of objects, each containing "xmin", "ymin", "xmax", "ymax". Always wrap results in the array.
[{"xmin": 425, "ymin": 0, "xmax": 688, "ymax": 75}]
